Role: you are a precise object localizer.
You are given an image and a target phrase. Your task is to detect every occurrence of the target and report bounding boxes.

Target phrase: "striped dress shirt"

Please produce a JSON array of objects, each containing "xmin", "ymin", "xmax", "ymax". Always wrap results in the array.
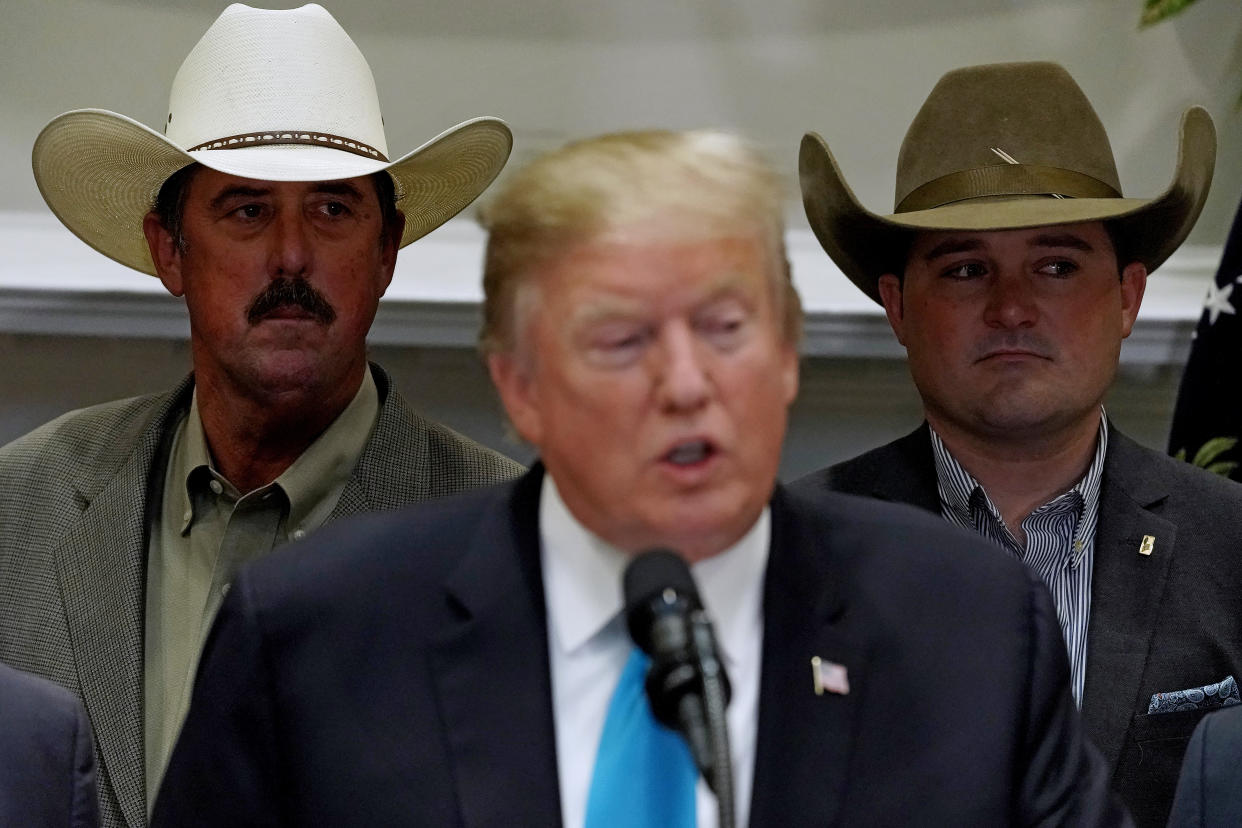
[{"xmin": 929, "ymin": 416, "xmax": 1108, "ymax": 706}]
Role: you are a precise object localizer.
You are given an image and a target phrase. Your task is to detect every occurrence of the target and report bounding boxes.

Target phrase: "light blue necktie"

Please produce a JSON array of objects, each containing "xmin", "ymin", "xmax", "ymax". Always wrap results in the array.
[{"xmin": 584, "ymin": 648, "xmax": 698, "ymax": 828}]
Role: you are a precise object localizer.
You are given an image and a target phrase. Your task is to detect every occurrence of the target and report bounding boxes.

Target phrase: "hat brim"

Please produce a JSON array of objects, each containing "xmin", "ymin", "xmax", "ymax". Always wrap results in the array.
[
  {"xmin": 799, "ymin": 106, "xmax": 1216, "ymax": 304},
  {"xmin": 32, "ymin": 109, "xmax": 512, "ymax": 275}
]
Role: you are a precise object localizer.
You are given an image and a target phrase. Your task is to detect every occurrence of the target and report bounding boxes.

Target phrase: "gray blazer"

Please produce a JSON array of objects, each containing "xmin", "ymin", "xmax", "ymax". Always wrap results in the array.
[
  {"xmin": 0, "ymin": 365, "xmax": 523, "ymax": 828},
  {"xmin": 0, "ymin": 661, "xmax": 98, "ymax": 828},
  {"xmin": 792, "ymin": 424, "xmax": 1242, "ymax": 828}
]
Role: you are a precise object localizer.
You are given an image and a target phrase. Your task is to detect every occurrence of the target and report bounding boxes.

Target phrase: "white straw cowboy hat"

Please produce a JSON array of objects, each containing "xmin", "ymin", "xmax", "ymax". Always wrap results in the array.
[
  {"xmin": 32, "ymin": 3, "xmax": 513, "ymax": 276},
  {"xmin": 800, "ymin": 61, "xmax": 1216, "ymax": 304}
]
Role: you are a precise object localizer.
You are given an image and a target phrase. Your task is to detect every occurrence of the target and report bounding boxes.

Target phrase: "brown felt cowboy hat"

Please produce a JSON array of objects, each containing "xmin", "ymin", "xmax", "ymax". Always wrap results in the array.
[
  {"xmin": 32, "ymin": 3, "xmax": 512, "ymax": 276},
  {"xmin": 799, "ymin": 61, "xmax": 1216, "ymax": 304}
]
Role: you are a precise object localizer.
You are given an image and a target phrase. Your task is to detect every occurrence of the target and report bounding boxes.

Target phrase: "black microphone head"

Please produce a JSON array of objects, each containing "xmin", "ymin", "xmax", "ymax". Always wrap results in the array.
[{"xmin": 623, "ymin": 549, "xmax": 702, "ymax": 652}]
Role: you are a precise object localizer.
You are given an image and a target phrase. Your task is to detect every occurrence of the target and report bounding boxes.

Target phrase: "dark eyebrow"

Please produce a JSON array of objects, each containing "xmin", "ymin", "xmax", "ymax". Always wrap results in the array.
[
  {"xmin": 921, "ymin": 237, "xmax": 985, "ymax": 262},
  {"xmin": 1029, "ymin": 233, "xmax": 1094, "ymax": 252},
  {"xmin": 207, "ymin": 181, "xmax": 367, "ymax": 211},
  {"xmin": 312, "ymin": 181, "xmax": 367, "ymax": 200},
  {"xmin": 208, "ymin": 185, "xmax": 271, "ymax": 210}
]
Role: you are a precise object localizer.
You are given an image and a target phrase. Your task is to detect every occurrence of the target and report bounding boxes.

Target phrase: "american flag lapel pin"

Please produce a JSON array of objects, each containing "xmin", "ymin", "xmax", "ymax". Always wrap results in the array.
[{"xmin": 811, "ymin": 656, "xmax": 850, "ymax": 696}]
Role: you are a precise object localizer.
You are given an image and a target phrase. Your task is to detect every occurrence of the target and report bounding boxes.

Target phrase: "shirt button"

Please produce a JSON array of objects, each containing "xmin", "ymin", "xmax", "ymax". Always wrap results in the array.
[
  {"xmin": 209, "ymin": 480, "xmax": 224, "ymax": 495},
  {"xmin": 292, "ymin": 529, "xmax": 306, "ymax": 541},
  {"xmin": 221, "ymin": 583, "xmax": 231, "ymax": 596}
]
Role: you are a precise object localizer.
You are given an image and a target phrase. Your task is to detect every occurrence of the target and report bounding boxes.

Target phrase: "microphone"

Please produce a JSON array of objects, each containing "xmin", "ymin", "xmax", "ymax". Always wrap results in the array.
[{"xmin": 623, "ymin": 549, "xmax": 735, "ymax": 828}]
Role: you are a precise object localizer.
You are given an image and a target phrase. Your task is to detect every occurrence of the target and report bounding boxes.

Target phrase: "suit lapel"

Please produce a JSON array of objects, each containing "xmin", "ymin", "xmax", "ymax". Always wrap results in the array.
[
  {"xmin": 428, "ymin": 468, "xmax": 563, "ymax": 828},
  {"xmin": 750, "ymin": 487, "xmax": 862, "ymax": 826},
  {"xmin": 329, "ymin": 365, "xmax": 430, "ymax": 519},
  {"xmin": 53, "ymin": 380, "xmax": 190, "ymax": 828},
  {"xmin": 1081, "ymin": 428, "xmax": 1177, "ymax": 770},
  {"xmin": 857, "ymin": 425, "xmax": 941, "ymax": 513}
]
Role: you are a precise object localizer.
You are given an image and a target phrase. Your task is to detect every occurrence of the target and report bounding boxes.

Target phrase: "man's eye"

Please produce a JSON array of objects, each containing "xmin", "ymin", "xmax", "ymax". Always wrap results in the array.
[
  {"xmin": 600, "ymin": 333, "xmax": 644, "ymax": 352},
  {"xmin": 319, "ymin": 201, "xmax": 350, "ymax": 217},
  {"xmin": 232, "ymin": 204, "xmax": 265, "ymax": 220},
  {"xmin": 584, "ymin": 327, "xmax": 649, "ymax": 367},
  {"xmin": 941, "ymin": 262, "xmax": 986, "ymax": 280},
  {"xmin": 1038, "ymin": 260, "xmax": 1078, "ymax": 277},
  {"xmin": 699, "ymin": 315, "xmax": 746, "ymax": 345}
]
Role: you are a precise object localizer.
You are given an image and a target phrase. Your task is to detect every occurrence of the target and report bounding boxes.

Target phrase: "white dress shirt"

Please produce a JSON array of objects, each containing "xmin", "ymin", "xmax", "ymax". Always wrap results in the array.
[{"xmin": 540, "ymin": 474, "xmax": 767, "ymax": 828}]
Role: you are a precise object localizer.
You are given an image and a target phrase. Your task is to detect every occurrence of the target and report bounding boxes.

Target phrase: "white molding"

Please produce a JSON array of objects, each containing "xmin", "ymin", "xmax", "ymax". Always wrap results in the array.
[{"xmin": 0, "ymin": 210, "xmax": 1218, "ymax": 364}]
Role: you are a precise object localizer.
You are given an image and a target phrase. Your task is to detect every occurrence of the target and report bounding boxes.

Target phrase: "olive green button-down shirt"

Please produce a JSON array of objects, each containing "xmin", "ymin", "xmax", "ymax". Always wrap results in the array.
[{"xmin": 143, "ymin": 369, "xmax": 379, "ymax": 805}]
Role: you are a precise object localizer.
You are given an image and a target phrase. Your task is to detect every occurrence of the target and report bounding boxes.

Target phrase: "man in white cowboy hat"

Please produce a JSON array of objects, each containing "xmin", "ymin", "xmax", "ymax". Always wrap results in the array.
[
  {"xmin": 0, "ymin": 4, "xmax": 521, "ymax": 826},
  {"xmin": 793, "ymin": 60, "xmax": 1242, "ymax": 828}
]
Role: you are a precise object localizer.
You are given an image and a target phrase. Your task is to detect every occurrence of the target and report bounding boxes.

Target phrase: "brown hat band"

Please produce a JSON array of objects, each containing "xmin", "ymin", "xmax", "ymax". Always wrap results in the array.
[
  {"xmin": 186, "ymin": 130, "xmax": 390, "ymax": 162},
  {"xmin": 896, "ymin": 164, "xmax": 1121, "ymax": 213}
]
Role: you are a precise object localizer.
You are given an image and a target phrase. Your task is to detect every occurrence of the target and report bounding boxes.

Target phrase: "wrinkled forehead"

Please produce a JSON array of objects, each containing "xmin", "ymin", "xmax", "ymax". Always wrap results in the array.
[{"xmin": 509, "ymin": 225, "xmax": 776, "ymax": 335}]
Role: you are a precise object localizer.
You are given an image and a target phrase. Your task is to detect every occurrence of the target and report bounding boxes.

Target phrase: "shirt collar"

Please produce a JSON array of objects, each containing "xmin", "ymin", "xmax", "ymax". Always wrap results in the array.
[
  {"xmin": 174, "ymin": 368, "xmax": 379, "ymax": 535},
  {"xmin": 930, "ymin": 410, "xmax": 1109, "ymax": 560},
  {"xmin": 173, "ymin": 394, "xmax": 220, "ymax": 534},
  {"xmin": 539, "ymin": 474, "xmax": 769, "ymax": 670}
]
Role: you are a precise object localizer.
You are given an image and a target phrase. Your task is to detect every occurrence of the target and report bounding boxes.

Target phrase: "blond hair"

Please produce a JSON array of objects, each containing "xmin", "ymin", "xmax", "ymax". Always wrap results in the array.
[{"xmin": 477, "ymin": 129, "xmax": 802, "ymax": 356}]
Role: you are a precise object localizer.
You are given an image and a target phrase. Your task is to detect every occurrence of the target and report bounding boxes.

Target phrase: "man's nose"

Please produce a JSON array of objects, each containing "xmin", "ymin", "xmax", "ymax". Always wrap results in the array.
[
  {"xmin": 982, "ymin": 270, "xmax": 1038, "ymax": 328},
  {"xmin": 654, "ymin": 324, "xmax": 711, "ymax": 413},
  {"xmin": 269, "ymin": 211, "xmax": 311, "ymax": 277}
]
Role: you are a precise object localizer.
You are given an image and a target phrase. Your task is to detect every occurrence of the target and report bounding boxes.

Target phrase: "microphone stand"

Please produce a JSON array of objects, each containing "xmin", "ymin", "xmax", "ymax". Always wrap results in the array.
[
  {"xmin": 625, "ymin": 550, "xmax": 736, "ymax": 828},
  {"xmin": 644, "ymin": 609, "xmax": 736, "ymax": 828},
  {"xmin": 690, "ymin": 610, "xmax": 735, "ymax": 828}
]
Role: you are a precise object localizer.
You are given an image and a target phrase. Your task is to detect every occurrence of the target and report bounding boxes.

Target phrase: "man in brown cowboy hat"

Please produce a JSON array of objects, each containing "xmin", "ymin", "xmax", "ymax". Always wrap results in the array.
[
  {"xmin": 794, "ymin": 60, "xmax": 1242, "ymax": 828},
  {"xmin": 0, "ymin": 5, "xmax": 520, "ymax": 826}
]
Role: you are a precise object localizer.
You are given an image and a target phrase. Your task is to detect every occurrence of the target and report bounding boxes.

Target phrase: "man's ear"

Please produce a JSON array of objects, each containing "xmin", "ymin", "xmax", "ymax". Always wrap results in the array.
[
  {"xmin": 1119, "ymin": 261, "xmax": 1147, "ymax": 339},
  {"xmin": 877, "ymin": 274, "xmax": 907, "ymax": 345},
  {"xmin": 487, "ymin": 351, "xmax": 543, "ymax": 448},
  {"xmin": 143, "ymin": 212, "xmax": 185, "ymax": 297}
]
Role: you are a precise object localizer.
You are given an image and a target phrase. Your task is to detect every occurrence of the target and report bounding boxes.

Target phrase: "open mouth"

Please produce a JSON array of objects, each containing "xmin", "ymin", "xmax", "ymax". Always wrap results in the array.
[{"xmin": 663, "ymin": 439, "xmax": 716, "ymax": 467}]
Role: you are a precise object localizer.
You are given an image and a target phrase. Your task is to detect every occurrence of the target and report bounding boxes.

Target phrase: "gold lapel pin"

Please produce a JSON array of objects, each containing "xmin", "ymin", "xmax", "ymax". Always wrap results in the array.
[{"xmin": 1139, "ymin": 535, "xmax": 1156, "ymax": 556}]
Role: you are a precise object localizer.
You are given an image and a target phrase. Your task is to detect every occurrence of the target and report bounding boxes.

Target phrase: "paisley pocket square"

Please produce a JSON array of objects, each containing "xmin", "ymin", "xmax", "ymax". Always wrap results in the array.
[{"xmin": 1147, "ymin": 675, "xmax": 1241, "ymax": 715}]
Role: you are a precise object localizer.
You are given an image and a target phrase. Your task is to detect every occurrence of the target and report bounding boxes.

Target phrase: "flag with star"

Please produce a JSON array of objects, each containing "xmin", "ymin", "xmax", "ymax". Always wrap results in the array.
[{"xmin": 1168, "ymin": 191, "xmax": 1242, "ymax": 480}]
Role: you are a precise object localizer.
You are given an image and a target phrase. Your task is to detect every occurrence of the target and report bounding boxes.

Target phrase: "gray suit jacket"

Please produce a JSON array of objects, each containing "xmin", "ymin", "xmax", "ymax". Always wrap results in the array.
[
  {"xmin": 0, "ymin": 661, "xmax": 98, "ymax": 828},
  {"xmin": 1168, "ymin": 704, "xmax": 1242, "ymax": 827},
  {"xmin": 0, "ymin": 365, "xmax": 523, "ymax": 828},
  {"xmin": 792, "ymin": 424, "xmax": 1242, "ymax": 828}
]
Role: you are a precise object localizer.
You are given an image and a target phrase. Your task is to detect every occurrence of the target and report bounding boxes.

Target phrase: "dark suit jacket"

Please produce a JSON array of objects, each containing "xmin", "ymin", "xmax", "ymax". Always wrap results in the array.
[
  {"xmin": 152, "ymin": 467, "xmax": 1128, "ymax": 827},
  {"xmin": 0, "ymin": 661, "xmax": 99, "ymax": 828},
  {"xmin": 0, "ymin": 365, "xmax": 524, "ymax": 828},
  {"xmin": 1168, "ymin": 704, "xmax": 1242, "ymax": 827},
  {"xmin": 793, "ymin": 425, "xmax": 1242, "ymax": 828}
]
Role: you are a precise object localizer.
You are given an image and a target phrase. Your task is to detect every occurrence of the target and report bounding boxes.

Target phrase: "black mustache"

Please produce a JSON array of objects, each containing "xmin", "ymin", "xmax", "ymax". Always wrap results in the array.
[{"xmin": 246, "ymin": 278, "xmax": 336, "ymax": 325}]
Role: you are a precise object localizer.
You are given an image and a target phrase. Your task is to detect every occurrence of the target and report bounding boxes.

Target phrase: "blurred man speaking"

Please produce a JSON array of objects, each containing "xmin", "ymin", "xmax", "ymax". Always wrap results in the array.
[{"xmin": 154, "ymin": 131, "xmax": 1125, "ymax": 827}]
